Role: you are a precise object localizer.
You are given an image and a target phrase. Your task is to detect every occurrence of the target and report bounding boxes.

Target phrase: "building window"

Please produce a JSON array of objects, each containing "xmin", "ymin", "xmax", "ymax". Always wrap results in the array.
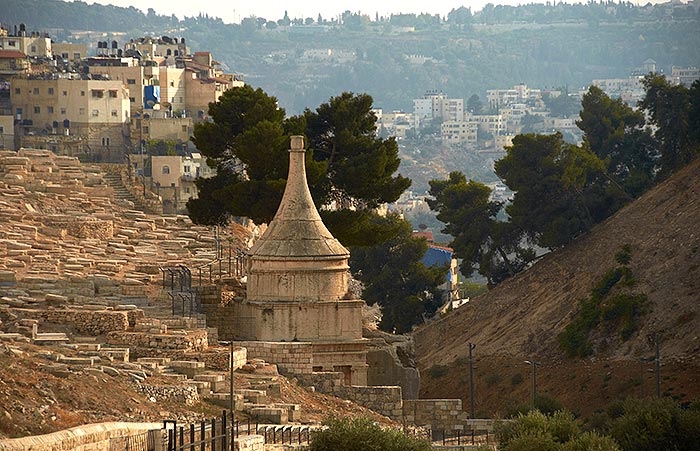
[
  {"xmin": 162, "ymin": 166, "xmax": 170, "ymax": 175},
  {"xmin": 181, "ymin": 125, "xmax": 187, "ymax": 132},
  {"xmin": 111, "ymin": 110, "xmax": 118, "ymax": 117},
  {"xmin": 31, "ymin": 45, "xmax": 37, "ymax": 53},
  {"xmin": 81, "ymin": 91, "xmax": 85, "ymax": 96},
  {"xmin": 60, "ymin": 107, "xmax": 66, "ymax": 115},
  {"xmin": 73, "ymin": 52, "xmax": 80, "ymax": 60},
  {"xmin": 48, "ymin": 87, "xmax": 54, "ymax": 95},
  {"xmin": 143, "ymin": 126, "xmax": 149, "ymax": 134},
  {"xmin": 79, "ymin": 108, "xmax": 85, "ymax": 115},
  {"xmin": 33, "ymin": 88, "xmax": 39, "ymax": 95},
  {"xmin": 129, "ymin": 97, "xmax": 135, "ymax": 103},
  {"xmin": 14, "ymin": 88, "xmax": 20, "ymax": 94},
  {"xmin": 127, "ymin": 79, "xmax": 136, "ymax": 85},
  {"xmin": 47, "ymin": 106, "xmax": 54, "ymax": 114},
  {"xmin": 183, "ymin": 165, "xmax": 190, "ymax": 173},
  {"xmin": 0, "ymin": 126, "xmax": 4, "ymax": 134},
  {"xmin": 61, "ymin": 52, "xmax": 69, "ymax": 59},
  {"xmin": 62, "ymin": 91, "xmax": 67, "ymax": 96},
  {"xmin": 101, "ymin": 137, "xmax": 110, "ymax": 146},
  {"xmin": 170, "ymin": 81, "xmax": 175, "ymax": 87},
  {"xmin": 109, "ymin": 90, "xmax": 117, "ymax": 98},
  {"xmin": 34, "ymin": 106, "xmax": 40, "ymax": 114},
  {"xmin": 92, "ymin": 110, "xmax": 99, "ymax": 117},
  {"xmin": 8, "ymin": 40, "xmax": 16, "ymax": 47},
  {"xmin": 92, "ymin": 90, "xmax": 104, "ymax": 98},
  {"xmin": 185, "ymin": 187, "xmax": 190, "ymax": 194}
]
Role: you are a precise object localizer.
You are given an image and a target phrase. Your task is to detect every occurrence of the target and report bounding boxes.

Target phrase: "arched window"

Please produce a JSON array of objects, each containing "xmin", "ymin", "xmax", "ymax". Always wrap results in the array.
[{"xmin": 162, "ymin": 165, "xmax": 170, "ymax": 175}]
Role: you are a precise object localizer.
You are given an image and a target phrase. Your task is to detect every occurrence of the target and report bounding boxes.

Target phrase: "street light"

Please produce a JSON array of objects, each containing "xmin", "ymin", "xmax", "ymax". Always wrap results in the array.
[
  {"xmin": 524, "ymin": 360, "xmax": 538, "ymax": 410},
  {"xmin": 468, "ymin": 343, "xmax": 476, "ymax": 419},
  {"xmin": 221, "ymin": 341, "xmax": 235, "ymax": 421}
]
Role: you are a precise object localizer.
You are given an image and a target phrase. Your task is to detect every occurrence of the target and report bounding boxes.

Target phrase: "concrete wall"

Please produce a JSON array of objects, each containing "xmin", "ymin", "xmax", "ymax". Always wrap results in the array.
[{"xmin": 0, "ymin": 422, "xmax": 161, "ymax": 451}]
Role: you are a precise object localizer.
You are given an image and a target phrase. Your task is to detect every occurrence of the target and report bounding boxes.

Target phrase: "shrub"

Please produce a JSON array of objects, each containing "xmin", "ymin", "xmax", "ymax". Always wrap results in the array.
[
  {"xmin": 310, "ymin": 416, "xmax": 431, "ymax": 451},
  {"xmin": 427, "ymin": 364, "xmax": 449, "ymax": 379},
  {"xmin": 511, "ymin": 373, "xmax": 525, "ymax": 386}
]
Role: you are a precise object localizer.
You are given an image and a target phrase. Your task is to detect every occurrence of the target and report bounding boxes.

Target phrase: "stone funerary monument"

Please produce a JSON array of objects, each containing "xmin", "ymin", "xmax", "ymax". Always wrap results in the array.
[{"xmin": 233, "ymin": 135, "xmax": 368, "ymax": 386}]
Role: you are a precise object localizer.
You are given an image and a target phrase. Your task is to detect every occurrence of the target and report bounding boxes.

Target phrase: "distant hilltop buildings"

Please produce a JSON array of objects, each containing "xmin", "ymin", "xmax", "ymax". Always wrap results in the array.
[
  {"xmin": 0, "ymin": 23, "xmax": 244, "ymax": 214},
  {"xmin": 374, "ymin": 62, "xmax": 699, "ymax": 153}
]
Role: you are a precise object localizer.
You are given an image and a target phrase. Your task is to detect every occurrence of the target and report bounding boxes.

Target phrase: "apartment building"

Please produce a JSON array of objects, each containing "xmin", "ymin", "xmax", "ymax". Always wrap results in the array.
[
  {"xmin": 440, "ymin": 119, "xmax": 477, "ymax": 144},
  {"xmin": 11, "ymin": 76, "xmax": 130, "ymax": 158},
  {"xmin": 671, "ymin": 66, "xmax": 700, "ymax": 87},
  {"xmin": 486, "ymin": 83, "xmax": 541, "ymax": 109},
  {"xmin": 0, "ymin": 25, "xmax": 52, "ymax": 58},
  {"xmin": 413, "ymin": 90, "xmax": 464, "ymax": 128}
]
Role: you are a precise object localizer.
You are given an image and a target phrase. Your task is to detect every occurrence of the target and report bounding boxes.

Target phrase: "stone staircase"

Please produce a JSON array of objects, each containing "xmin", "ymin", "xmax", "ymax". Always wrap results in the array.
[{"xmin": 102, "ymin": 171, "xmax": 149, "ymax": 213}]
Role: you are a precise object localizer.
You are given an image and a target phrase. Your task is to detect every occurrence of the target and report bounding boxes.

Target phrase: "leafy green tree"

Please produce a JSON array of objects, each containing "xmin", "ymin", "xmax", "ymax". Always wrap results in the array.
[
  {"xmin": 495, "ymin": 133, "xmax": 596, "ymax": 249},
  {"xmin": 350, "ymin": 217, "xmax": 447, "ymax": 333},
  {"xmin": 543, "ymin": 89, "xmax": 581, "ymax": 118},
  {"xmin": 427, "ymin": 171, "xmax": 534, "ymax": 284},
  {"xmin": 577, "ymin": 86, "xmax": 657, "ymax": 197},
  {"xmin": 639, "ymin": 74, "xmax": 699, "ymax": 178},
  {"xmin": 188, "ymin": 86, "xmax": 410, "ymax": 247},
  {"xmin": 467, "ymin": 94, "xmax": 483, "ymax": 114},
  {"xmin": 606, "ymin": 398, "xmax": 700, "ymax": 451},
  {"xmin": 310, "ymin": 416, "xmax": 431, "ymax": 451},
  {"xmin": 496, "ymin": 410, "xmax": 619, "ymax": 451}
]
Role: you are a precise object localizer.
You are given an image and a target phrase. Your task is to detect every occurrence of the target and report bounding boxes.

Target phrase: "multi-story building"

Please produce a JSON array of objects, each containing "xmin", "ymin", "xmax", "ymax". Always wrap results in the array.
[
  {"xmin": 0, "ymin": 25, "xmax": 52, "ymax": 58},
  {"xmin": 11, "ymin": 76, "xmax": 130, "ymax": 158},
  {"xmin": 671, "ymin": 66, "xmax": 700, "ymax": 87},
  {"xmin": 440, "ymin": 119, "xmax": 477, "ymax": 145},
  {"xmin": 591, "ymin": 76, "xmax": 645, "ymax": 104},
  {"xmin": 413, "ymin": 90, "xmax": 464, "ymax": 129},
  {"xmin": 52, "ymin": 43, "xmax": 88, "ymax": 62},
  {"xmin": 486, "ymin": 83, "xmax": 541, "ymax": 109},
  {"xmin": 0, "ymin": 50, "xmax": 31, "ymax": 79}
]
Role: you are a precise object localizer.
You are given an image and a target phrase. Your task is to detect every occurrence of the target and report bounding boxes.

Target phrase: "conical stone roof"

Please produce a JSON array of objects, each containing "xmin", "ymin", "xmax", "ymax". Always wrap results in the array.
[{"xmin": 246, "ymin": 135, "xmax": 350, "ymax": 302}]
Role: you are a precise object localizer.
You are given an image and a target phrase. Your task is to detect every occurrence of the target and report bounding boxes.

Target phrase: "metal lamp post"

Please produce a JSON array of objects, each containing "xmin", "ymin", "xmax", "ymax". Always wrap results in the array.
[
  {"xmin": 524, "ymin": 360, "xmax": 537, "ymax": 410},
  {"xmin": 468, "ymin": 342, "xmax": 476, "ymax": 419}
]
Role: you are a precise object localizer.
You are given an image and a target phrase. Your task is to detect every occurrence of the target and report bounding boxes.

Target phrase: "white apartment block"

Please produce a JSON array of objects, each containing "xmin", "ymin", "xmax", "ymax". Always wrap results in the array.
[
  {"xmin": 486, "ymin": 84, "xmax": 541, "ymax": 109},
  {"xmin": 671, "ymin": 66, "xmax": 700, "ymax": 87},
  {"xmin": 413, "ymin": 90, "xmax": 463, "ymax": 128},
  {"xmin": 441, "ymin": 120, "xmax": 477, "ymax": 144}
]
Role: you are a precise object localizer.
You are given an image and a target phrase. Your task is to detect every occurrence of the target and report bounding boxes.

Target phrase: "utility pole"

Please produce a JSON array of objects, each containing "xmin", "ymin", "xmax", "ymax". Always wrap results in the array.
[
  {"xmin": 525, "ymin": 360, "xmax": 537, "ymax": 410},
  {"xmin": 655, "ymin": 334, "xmax": 661, "ymax": 399},
  {"xmin": 468, "ymin": 342, "xmax": 476, "ymax": 418},
  {"xmin": 230, "ymin": 341, "xmax": 235, "ymax": 419}
]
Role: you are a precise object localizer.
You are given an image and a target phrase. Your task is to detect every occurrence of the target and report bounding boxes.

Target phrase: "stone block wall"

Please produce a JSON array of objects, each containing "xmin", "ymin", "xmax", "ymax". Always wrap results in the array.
[
  {"xmin": 236, "ymin": 341, "xmax": 314, "ymax": 375},
  {"xmin": 13, "ymin": 308, "xmax": 129, "ymax": 335},
  {"xmin": 0, "ymin": 422, "xmax": 162, "ymax": 451},
  {"xmin": 296, "ymin": 372, "xmax": 403, "ymax": 420},
  {"xmin": 106, "ymin": 329, "xmax": 208, "ymax": 351},
  {"xmin": 234, "ymin": 435, "xmax": 264, "ymax": 451},
  {"xmin": 336, "ymin": 385, "xmax": 404, "ymax": 420},
  {"xmin": 403, "ymin": 399, "xmax": 471, "ymax": 433}
]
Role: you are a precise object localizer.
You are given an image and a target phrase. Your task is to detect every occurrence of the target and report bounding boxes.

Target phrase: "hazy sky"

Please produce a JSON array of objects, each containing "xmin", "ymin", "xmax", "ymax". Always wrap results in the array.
[{"xmin": 76, "ymin": 0, "xmax": 667, "ymax": 24}]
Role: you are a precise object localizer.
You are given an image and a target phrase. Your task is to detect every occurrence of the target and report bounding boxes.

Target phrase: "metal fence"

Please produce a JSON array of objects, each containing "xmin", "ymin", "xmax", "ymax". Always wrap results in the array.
[
  {"xmin": 163, "ymin": 411, "xmax": 314, "ymax": 451},
  {"xmin": 109, "ymin": 429, "xmax": 161, "ymax": 451}
]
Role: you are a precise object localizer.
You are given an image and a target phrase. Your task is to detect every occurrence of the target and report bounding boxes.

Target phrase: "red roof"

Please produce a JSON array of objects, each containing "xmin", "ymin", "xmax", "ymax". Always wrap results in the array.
[{"xmin": 0, "ymin": 50, "xmax": 27, "ymax": 59}]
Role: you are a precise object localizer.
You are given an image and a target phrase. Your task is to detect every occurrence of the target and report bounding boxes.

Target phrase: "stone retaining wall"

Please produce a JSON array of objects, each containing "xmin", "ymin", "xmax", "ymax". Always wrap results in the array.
[
  {"xmin": 403, "ymin": 399, "xmax": 472, "ymax": 433},
  {"xmin": 133, "ymin": 383, "xmax": 199, "ymax": 405},
  {"xmin": 0, "ymin": 422, "xmax": 162, "ymax": 451},
  {"xmin": 106, "ymin": 329, "xmax": 208, "ymax": 351},
  {"xmin": 236, "ymin": 341, "xmax": 314, "ymax": 375},
  {"xmin": 13, "ymin": 308, "xmax": 129, "ymax": 335},
  {"xmin": 296, "ymin": 372, "xmax": 403, "ymax": 420},
  {"xmin": 234, "ymin": 435, "xmax": 265, "ymax": 451}
]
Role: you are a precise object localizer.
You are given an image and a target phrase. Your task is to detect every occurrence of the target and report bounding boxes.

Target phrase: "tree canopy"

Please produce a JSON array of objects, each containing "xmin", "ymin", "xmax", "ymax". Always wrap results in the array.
[
  {"xmin": 427, "ymin": 172, "xmax": 533, "ymax": 285},
  {"xmin": 428, "ymin": 79, "xmax": 698, "ymax": 283},
  {"xmin": 188, "ymin": 86, "xmax": 410, "ymax": 247},
  {"xmin": 349, "ymin": 217, "xmax": 447, "ymax": 333}
]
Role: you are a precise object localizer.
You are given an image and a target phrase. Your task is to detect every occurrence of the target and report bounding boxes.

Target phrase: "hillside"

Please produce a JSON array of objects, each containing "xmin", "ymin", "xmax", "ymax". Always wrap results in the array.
[{"xmin": 413, "ymin": 160, "xmax": 700, "ymax": 414}]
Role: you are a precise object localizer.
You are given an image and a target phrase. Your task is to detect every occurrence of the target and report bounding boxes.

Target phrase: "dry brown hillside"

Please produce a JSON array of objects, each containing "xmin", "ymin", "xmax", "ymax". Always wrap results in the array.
[{"xmin": 414, "ymin": 159, "xmax": 700, "ymax": 369}]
